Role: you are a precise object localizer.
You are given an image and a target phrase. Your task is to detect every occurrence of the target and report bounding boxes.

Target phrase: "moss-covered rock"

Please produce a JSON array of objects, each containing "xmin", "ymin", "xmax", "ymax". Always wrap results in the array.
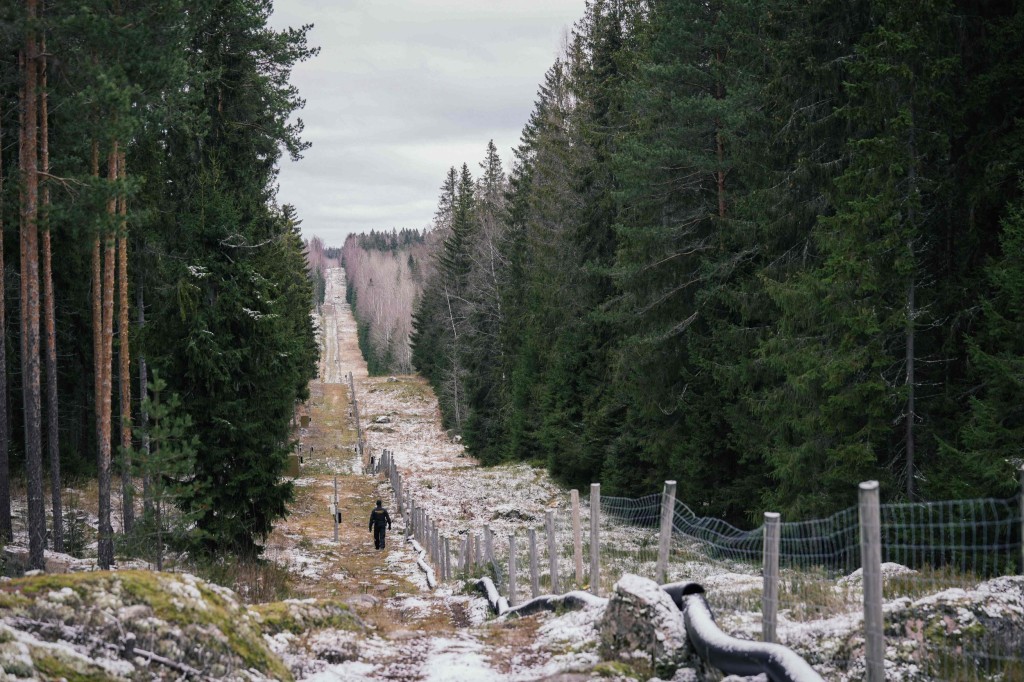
[
  {"xmin": 251, "ymin": 598, "xmax": 365, "ymax": 635},
  {"xmin": 0, "ymin": 570, "xmax": 291, "ymax": 681}
]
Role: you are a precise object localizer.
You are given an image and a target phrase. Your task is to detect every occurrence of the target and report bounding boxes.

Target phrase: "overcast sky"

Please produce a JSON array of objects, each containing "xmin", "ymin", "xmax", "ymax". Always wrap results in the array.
[{"xmin": 267, "ymin": 0, "xmax": 587, "ymax": 248}]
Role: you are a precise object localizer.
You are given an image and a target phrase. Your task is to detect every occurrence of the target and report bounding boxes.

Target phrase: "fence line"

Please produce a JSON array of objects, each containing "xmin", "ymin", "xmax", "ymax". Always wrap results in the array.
[{"xmin": 366, "ymin": 449, "xmax": 1024, "ymax": 680}]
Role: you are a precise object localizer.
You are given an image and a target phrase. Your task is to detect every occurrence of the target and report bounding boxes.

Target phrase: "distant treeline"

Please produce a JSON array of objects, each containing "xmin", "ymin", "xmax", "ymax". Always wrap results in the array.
[
  {"xmin": 351, "ymin": 229, "xmax": 427, "ymax": 252},
  {"xmin": 341, "ymin": 230, "xmax": 432, "ymax": 374},
  {"xmin": 408, "ymin": 0, "xmax": 1024, "ymax": 525}
]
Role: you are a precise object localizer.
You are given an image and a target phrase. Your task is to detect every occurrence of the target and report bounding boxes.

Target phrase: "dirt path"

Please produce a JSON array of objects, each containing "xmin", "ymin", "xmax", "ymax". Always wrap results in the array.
[
  {"xmin": 267, "ymin": 268, "xmax": 430, "ymax": 602},
  {"xmin": 266, "ymin": 267, "xmax": 509, "ymax": 680},
  {"xmin": 264, "ymin": 266, "xmax": 607, "ymax": 681}
]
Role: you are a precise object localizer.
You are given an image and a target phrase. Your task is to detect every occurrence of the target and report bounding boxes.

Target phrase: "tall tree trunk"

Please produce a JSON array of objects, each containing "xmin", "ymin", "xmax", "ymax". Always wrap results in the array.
[
  {"xmin": 96, "ymin": 144, "xmax": 117, "ymax": 569},
  {"xmin": 443, "ymin": 285, "xmax": 461, "ymax": 429},
  {"xmin": 19, "ymin": 0, "xmax": 46, "ymax": 571},
  {"xmin": 117, "ymin": 151, "xmax": 133, "ymax": 535},
  {"xmin": 905, "ymin": 276, "xmax": 915, "ymax": 499},
  {"xmin": 0, "ymin": 105, "xmax": 11, "ymax": 543},
  {"xmin": 90, "ymin": 143, "xmax": 104, "ymax": 561},
  {"xmin": 715, "ymin": 52, "xmax": 726, "ymax": 220},
  {"xmin": 40, "ymin": 40, "xmax": 63, "ymax": 552},
  {"xmin": 137, "ymin": 276, "xmax": 151, "ymax": 519},
  {"xmin": 905, "ymin": 114, "xmax": 918, "ymax": 501}
]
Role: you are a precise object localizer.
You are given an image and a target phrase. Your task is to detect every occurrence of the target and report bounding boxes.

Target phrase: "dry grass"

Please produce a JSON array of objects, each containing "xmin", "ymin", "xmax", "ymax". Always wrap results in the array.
[
  {"xmin": 259, "ymin": 377, "xmax": 456, "ymax": 638},
  {"xmin": 478, "ymin": 614, "xmax": 545, "ymax": 675},
  {"xmin": 367, "ymin": 375, "xmax": 434, "ymax": 403}
]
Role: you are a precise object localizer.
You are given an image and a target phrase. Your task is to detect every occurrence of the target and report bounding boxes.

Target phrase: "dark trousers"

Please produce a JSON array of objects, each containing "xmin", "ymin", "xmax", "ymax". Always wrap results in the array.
[{"xmin": 374, "ymin": 525, "xmax": 387, "ymax": 549}]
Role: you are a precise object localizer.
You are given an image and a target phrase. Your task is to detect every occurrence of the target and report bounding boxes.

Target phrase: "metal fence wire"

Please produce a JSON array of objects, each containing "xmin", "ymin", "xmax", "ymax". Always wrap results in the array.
[{"xmin": 375, "ymin": 449, "xmax": 1023, "ymax": 681}]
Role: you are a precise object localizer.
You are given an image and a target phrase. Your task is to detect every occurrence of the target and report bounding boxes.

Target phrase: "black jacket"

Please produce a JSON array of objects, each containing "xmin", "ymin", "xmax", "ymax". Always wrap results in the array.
[{"xmin": 369, "ymin": 507, "xmax": 392, "ymax": 530}]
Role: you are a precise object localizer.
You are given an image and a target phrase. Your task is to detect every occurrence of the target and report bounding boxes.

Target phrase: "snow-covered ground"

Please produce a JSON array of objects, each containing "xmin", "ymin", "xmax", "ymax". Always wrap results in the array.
[
  {"xmin": 2, "ymin": 265, "xmax": 1015, "ymax": 682},
  {"xmin": 275, "ymin": 266, "xmax": 630, "ymax": 681},
  {"xmin": 307, "ymin": 266, "xmax": 1024, "ymax": 682}
]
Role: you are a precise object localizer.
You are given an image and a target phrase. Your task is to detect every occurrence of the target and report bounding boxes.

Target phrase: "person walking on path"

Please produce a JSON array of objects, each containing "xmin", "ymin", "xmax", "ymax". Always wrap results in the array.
[{"xmin": 369, "ymin": 499, "xmax": 392, "ymax": 550}]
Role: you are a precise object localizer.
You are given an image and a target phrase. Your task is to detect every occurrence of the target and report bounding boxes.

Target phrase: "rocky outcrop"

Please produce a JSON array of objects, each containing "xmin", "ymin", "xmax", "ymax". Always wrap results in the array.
[
  {"xmin": 0, "ymin": 570, "xmax": 360, "ymax": 681},
  {"xmin": 884, "ymin": 575, "xmax": 1024, "ymax": 680},
  {"xmin": 771, "ymin": 574, "xmax": 1024, "ymax": 681},
  {"xmin": 599, "ymin": 573, "xmax": 695, "ymax": 679}
]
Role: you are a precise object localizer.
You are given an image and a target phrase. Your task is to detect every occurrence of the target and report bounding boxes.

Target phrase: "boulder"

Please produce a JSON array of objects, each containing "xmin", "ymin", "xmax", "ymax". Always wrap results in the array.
[
  {"xmin": 599, "ymin": 573, "xmax": 692, "ymax": 678},
  {"xmin": 2, "ymin": 547, "xmax": 87, "ymax": 575},
  {"xmin": 778, "ymin": 575, "xmax": 1024, "ymax": 681}
]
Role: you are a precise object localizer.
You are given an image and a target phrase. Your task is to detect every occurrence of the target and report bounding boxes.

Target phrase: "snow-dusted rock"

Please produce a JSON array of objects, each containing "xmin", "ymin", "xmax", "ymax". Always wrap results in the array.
[
  {"xmin": 599, "ymin": 574, "xmax": 692, "ymax": 678},
  {"xmin": 773, "ymin": 574, "xmax": 1024, "ymax": 681},
  {"xmin": 883, "ymin": 575, "xmax": 1024, "ymax": 678},
  {"xmin": 837, "ymin": 562, "xmax": 917, "ymax": 588},
  {"xmin": 0, "ymin": 570, "xmax": 297, "ymax": 680}
]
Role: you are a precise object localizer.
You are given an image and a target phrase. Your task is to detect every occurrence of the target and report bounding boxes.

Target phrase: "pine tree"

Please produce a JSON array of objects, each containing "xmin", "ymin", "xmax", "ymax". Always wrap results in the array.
[
  {"xmin": 0, "ymin": 104, "xmax": 10, "ymax": 543},
  {"xmin": 948, "ymin": 189, "xmax": 1024, "ymax": 498},
  {"xmin": 39, "ymin": 37, "xmax": 62, "ymax": 553},
  {"xmin": 497, "ymin": 59, "xmax": 572, "ymax": 465},
  {"xmin": 19, "ymin": 0, "xmax": 47, "ymax": 571}
]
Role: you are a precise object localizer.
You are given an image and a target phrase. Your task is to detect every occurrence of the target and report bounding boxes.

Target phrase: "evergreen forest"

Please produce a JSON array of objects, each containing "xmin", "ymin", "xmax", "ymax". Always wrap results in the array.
[
  {"xmin": 407, "ymin": 0, "xmax": 1024, "ymax": 525},
  {"xmin": 0, "ymin": 0, "xmax": 319, "ymax": 570}
]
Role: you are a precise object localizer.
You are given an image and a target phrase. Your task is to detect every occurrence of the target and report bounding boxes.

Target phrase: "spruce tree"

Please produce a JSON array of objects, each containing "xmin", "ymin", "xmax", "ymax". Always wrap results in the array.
[
  {"xmin": 461, "ymin": 142, "xmax": 510, "ymax": 464},
  {"xmin": 948, "ymin": 190, "xmax": 1024, "ymax": 498},
  {"xmin": 760, "ymin": 0, "xmax": 957, "ymax": 514}
]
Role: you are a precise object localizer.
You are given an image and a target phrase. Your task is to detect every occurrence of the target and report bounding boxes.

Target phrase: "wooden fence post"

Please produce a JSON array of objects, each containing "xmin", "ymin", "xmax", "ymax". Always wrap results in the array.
[
  {"xmin": 406, "ymin": 497, "xmax": 413, "ymax": 539},
  {"xmin": 859, "ymin": 480, "xmax": 884, "ymax": 682},
  {"xmin": 353, "ymin": 397, "xmax": 363, "ymax": 460},
  {"xmin": 656, "ymin": 480, "xmax": 676, "ymax": 584},
  {"xmin": 571, "ymin": 489, "xmax": 583, "ymax": 585},
  {"xmin": 508, "ymin": 534, "xmax": 518, "ymax": 607},
  {"xmin": 475, "ymin": 533, "xmax": 482, "ymax": 568},
  {"xmin": 432, "ymin": 525, "xmax": 439, "ymax": 568},
  {"xmin": 333, "ymin": 476, "xmax": 339, "ymax": 543},
  {"xmin": 484, "ymin": 524, "xmax": 495, "ymax": 569},
  {"xmin": 590, "ymin": 483, "xmax": 600, "ymax": 596},
  {"xmin": 529, "ymin": 528, "xmax": 540, "ymax": 598},
  {"xmin": 762, "ymin": 511, "xmax": 781, "ymax": 643},
  {"xmin": 546, "ymin": 510, "xmax": 559, "ymax": 595},
  {"xmin": 1019, "ymin": 465, "xmax": 1023, "ymax": 575}
]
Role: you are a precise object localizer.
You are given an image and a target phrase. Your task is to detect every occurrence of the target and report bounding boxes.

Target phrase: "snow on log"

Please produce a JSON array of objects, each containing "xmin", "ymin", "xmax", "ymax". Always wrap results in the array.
[{"xmin": 408, "ymin": 538, "xmax": 436, "ymax": 589}]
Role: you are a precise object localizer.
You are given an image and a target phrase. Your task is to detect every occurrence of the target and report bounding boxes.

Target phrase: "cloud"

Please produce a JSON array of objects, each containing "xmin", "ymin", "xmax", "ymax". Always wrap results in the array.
[{"xmin": 270, "ymin": 0, "xmax": 585, "ymax": 247}]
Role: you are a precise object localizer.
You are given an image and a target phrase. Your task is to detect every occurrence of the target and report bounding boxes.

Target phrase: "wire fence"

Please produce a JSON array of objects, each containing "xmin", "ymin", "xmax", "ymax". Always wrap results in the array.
[{"xmin": 372, "ymin": 451, "xmax": 1023, "ymax": 681}]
